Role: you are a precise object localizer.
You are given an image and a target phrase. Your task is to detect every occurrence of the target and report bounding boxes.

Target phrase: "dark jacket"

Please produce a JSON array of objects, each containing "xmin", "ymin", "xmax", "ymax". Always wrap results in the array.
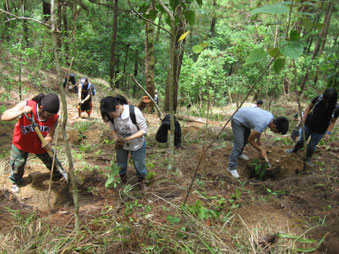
[{"xmin": 156, "ymin": 114, "xmax": 181, "ymax": 148}]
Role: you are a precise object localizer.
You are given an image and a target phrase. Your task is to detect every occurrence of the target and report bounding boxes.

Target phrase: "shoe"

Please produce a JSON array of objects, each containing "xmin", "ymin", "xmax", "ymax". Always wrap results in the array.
[
  {"xmin": 120, "ymin": 174, "xmax": 127, "ymax": 184},
  {"xmin": 227, "ymin": 168, "xmax": 240, "ymax": 179},
  {"xmin": 305, "ymin": 158, "xmax": 314, "ymax": 167},
  {"xmin": 11, "ymin": 184, "xmax": 20, "ymax": 194},
  {"xmin": 138, "ymin": 177, "xmax": 147, "ymax": 192},
  {"xmin": 239, "ymin": 154, "xmax": 249, "ymax": 161},
  {"xmin": 285, "ymin": 148, "xmax": 294, "ymax": 154}
]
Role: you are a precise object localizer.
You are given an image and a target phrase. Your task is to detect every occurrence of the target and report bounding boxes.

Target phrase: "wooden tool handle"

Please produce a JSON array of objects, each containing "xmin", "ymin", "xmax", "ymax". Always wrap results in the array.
[{"xmin": 34, "ymin": 126, "xmax": 53, "ymax": 157}]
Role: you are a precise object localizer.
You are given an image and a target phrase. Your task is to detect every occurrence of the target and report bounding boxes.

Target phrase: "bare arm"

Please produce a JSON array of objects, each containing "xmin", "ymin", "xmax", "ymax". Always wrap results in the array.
[
  {"xmin": 324, "ymin": 118, "xmax": 337, "ymax": 141},
  {"xmin": 1, "ymin": 101, "xmax": 32, "ymax": 121},
  {"xmin": 248, "ymin": 130, "xmax": 266, "ymax": 158},
  {"xmin": 302, "ymin": 102, "xmax": 314, "ymax": 122},
  {"xmin": 125, "ymin": 130, "xmax": 146, "ymax": 141}
]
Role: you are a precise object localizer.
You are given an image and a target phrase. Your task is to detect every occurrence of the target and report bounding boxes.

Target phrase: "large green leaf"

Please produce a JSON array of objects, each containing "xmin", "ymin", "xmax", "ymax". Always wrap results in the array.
[
  {"xmin": 280, "ymin": 41, "xmax": 304, "ymax": 59},
  {"xmin": 301, "ymin": 17, "xmax": 313, "ymax": 33},
  {"xmin": 245, "ymin": 47, "xmax": 267, "ymax": 65},
  {"xmin": 267, "ymin": 48, "xmax": 281, "ymax": 57},
  {"xmin": 273, "ymin": 58, "xmax": 285, "ymax": 74},
  {"xmin": 192, "ymin": 45, "xmax": 204, "ymax": 54},
  {"xmin": 251, "ymin": 4, "xmax": 289, "ymax": 15},
  {"xmin": 290, "ymin": 30, "xmax": 300, "ymax": 41},
  {"xmin": 185, "ymin": 10, "xmax": 195, "ymax": 26},
  {"xmin": 196, "ymin": 0, "xmax": 202, "ymax": 6}
]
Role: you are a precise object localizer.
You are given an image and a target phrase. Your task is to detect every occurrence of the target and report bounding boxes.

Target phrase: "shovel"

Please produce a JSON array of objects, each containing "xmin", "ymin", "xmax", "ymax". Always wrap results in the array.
[
  {"xmin": 264, "ymin": 156, "xmax": 272, "ymax": 169},
  {"xmin": 24, "ymin": 113, "xmax": 68, "ymax": 182}
]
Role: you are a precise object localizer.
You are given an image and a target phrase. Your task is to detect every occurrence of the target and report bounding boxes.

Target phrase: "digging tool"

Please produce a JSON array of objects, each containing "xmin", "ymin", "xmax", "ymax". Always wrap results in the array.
[
  {"xmin": 264, "ymin": 156, "xmax": 272, "ymax": 169},
  {"xmin": 24, "ymin": 113, "xmax": 68, "ymax": 182}
]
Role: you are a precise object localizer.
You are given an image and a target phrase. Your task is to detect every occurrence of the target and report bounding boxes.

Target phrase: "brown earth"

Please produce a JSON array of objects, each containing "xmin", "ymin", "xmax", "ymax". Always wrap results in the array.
[{"xmin": 0, "ymin": 86, "xmax": 338, "ymax": 253}]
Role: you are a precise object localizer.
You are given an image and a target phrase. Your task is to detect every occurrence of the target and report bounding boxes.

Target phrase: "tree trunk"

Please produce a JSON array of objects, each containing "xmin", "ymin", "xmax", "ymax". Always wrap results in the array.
[
  {"xmin": 144, "ymin": 1, "xmax": 156, "ymax": 110},
  {"xmin": 2, "ymin": 0, "xmax": 10, "ymax": 40},
  {"xmin": 159, "ymin": 0, "xmax": 175, "ymax": 171},
  {"xmin": 51, "ymin": 0, "xmax": 80, "ymax": 233},
  {"xmin": 164, "ymin": 20, "xmax": 185, "ymax": 112},
  {"xmin": 61, "ymin": 1, "xmax": 70, "ymax": 61},
  {"xmin": 313, "ymin": 1, "xmax": 334, "ymax": 86},
  {"xmin": 210, "ymin": 0, "xmax": 217, "ymax": 37},
  {"xmin": 122, "ymin": 44, "xmax": 130, "ymax": 88},
  {"xmin": 109, "ymin": 0, "xmax": 118, "ymax": 89}
]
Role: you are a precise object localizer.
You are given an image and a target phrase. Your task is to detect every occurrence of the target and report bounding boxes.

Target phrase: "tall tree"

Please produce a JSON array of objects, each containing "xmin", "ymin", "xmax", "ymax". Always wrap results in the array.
[
  {"xmin": 144, "ymin": 1, "xmax": 156, "ymax": 109},
  {"xmin": 109, "ymin": 0, "xmax": 118, "ymax": 89}
]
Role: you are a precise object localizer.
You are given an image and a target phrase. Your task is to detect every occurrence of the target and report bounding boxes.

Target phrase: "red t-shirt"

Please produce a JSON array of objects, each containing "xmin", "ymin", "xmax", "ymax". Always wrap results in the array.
[{"xmin": 12, "ymin": 100, "xmax": 58, "ymax": 154}]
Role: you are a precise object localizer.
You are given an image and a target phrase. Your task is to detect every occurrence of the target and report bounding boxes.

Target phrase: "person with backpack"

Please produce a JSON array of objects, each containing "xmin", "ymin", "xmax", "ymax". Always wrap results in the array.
[
  {"xmin": 100, "ymin": 95, "xmax": 148, "ymax": 191},
  {"xmin": 286, "ymin": 88, "xmax": 338, "ymax": 166},
  {"xmin": 63, "ymin": 73, "xmax": 77, "ymax": 93},
  {"xmin": 227, "ymin": 107, "xmax": 289, "ymax": 179},
  {"xmin": 77, "ymin": 77, "xmax": 95, "ymax": 118},
  {"xmin": 1, "ymin": 94, "xmax": 62, "ymax": 193}
]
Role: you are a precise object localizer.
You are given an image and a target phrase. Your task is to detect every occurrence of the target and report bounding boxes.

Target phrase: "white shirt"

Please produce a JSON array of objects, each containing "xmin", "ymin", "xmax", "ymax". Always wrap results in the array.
[{"xmin": 109, "ymin": 105, "xmax": 147, "ymax": 151}]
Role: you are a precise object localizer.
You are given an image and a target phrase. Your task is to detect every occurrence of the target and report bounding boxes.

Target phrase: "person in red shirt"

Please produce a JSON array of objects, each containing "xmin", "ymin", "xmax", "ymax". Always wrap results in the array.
[{"xmin": 1, "ymin": 93, "xmax": 61, "ymax": 193}]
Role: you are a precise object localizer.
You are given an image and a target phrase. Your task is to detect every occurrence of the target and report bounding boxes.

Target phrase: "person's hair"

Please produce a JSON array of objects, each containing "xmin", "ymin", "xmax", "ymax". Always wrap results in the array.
[
  {"xmin": 32, "ymin": 93, "xmax": 60, "ymax": 114},
  {"xmin": 273, "ymin": 116, "xmax": 289, "ymax": 134},
  {"xmin": 322, "ymin": 88, "xmax": 337, "ymax": 110},
  {"xmin": 256, "ymin": 99, "xmax": 263, "ymax": 105},
  {"xmin": 100, "ymin": 95, "xmax": 128, "ymax": 122},
  {"xmin": 80, "ymin": 77, "xmax": 88, "ymax": 84}
]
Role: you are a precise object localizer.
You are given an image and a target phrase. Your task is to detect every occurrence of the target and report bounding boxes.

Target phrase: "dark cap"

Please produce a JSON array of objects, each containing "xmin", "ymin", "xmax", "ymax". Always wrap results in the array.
[{"xmin": 40, "ymin": 94, "xmax": 60, "ymax": 114}]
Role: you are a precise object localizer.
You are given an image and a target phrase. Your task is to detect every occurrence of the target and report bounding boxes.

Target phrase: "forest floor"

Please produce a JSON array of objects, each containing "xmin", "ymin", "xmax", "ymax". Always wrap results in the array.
[{"xmin": 0, "ymin": 82, "xmax": 338, "ymax": 253}]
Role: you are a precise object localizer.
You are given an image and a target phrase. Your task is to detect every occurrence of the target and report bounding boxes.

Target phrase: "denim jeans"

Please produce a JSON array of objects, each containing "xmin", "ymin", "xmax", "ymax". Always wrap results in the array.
[
  {"xmin": 228, "ymin": 119, "xmax": 251, "ymax": 171},
  {"xmin": 9, "ymin": 144, "xmax": 62, "ymax": 184},
  {"xmin": 296, "ymin": 125, "xmax": 324, "ymax": 153},
  {"xmin": 116, "ymin": 141, "xmax": 147, "ymax": 177}
]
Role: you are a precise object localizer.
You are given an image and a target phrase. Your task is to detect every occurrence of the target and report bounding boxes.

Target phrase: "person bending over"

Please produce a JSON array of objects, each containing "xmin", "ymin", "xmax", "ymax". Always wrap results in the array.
[
  {"xmin": 1, "ymin": 93, "xmax": 61, "ymax": 193},
  {"xmin": 227, "ymin": 107, "xmax": 289, "ymax": 179}
]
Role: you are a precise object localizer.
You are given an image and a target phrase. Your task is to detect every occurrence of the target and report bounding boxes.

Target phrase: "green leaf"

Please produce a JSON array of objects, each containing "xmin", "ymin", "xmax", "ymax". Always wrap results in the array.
[
  {"xmin": 280, "ymin": 41, "xmax": 304, "ymax": 59},
  {"xmin": 313, "ymin": 23, "xmax": 325, "ymax": 30},
  {"xmin": 192, "ymin": 45, "xmax": 204, "ymax": 54},
  {"xmin": 200, "ymin": 42, "xmax": 209, "ymax": 48},
  {"xmin": 245, "ymin": 47, "xmax": 267, "ymax": 65},
  {"xmin": 251, "ymin": 4, "xmax": 289, "ymax": 15},
  {"xmin": 290, "ymin": 30, "xmax": 300, "ymax": 41},
  {"xmin": 105, "ymin": 175, "xmax": 115, "ymax": 188},
  {"xmin": 301, "ymin": 18, "xmax": 313, "ymax": 33},
  {"xmin": 196, "ymin": 0, "xmax": 202, "ymax": 6},
  {"xmin": 267, "ymin": 48, "xmax": 281, "ymax": 57},
  {"xmin": 185, "ymin": 10, "xmax": 195, "ymax": 26},
  {"xmin": 148, "ymin": 10, "xmax": 158, "ymax": 21},
  {"xmin": 273, "ymin": 58, "xmax": 285, "ymax": 74}
]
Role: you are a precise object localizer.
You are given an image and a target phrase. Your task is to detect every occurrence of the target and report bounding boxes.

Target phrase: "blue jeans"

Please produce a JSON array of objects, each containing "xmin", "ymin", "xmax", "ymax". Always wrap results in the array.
[
  {"xmin": 116, "ymin": 141, "xmax": 147, "ymax": 177},
  {"xmin": 296, "ymin": 125, "xmax": 324, "ymax": 153},
  {"xmin": 228, "ymin": 119, "xmax": 251, "ymax": 171}
]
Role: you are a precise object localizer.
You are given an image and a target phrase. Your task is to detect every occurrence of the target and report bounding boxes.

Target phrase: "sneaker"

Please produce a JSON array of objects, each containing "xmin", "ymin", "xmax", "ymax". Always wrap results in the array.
[
  {"xmin": 285, "ymin": 148, "xmax": 294, "ymax": 154},
  {"xmin": 239, "ymin": 154, "xmax": 249, "ymax": 161},
  {"xmin": 305, "ymin": 159, "xmax": 314, "ymax": 167},
  {"xmin": 11, "ymin": 184, "xmax": 20, "ymax": 194},
  {"xmin": 227, "ymin": 168, "xmax": 240, "ymax": 179}
]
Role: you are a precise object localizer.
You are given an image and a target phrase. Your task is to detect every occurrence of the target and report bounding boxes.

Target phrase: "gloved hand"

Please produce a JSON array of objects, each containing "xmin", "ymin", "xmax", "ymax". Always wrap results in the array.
[{"xmin": 115, "ymin": 137, "xmax": 126, "ymax": 150}]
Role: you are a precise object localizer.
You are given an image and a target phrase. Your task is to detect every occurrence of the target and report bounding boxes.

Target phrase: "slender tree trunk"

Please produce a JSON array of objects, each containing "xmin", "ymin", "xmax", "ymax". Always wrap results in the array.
[
  {"xmin": 210, "ymin": 0, "xmax": 217, "ymax": 37},
  {"xmin": 51, "ymin": 0, "xmax": 80, "ymax": 233},
  {"xmin": 122, "ymin": 44, "xmax": 130, "ymax": 88},
  {"xmin": 144, "ymin": 1, "xmax": 156, "ymax": 110},
  {"xmin": 2, "ymin": 0, "xmax": 10, "ymax": 40},
  {"xmin": 313, "ymin": 1, "xmax": 334, "ymax": 86},
  {"xmin": 109, "ymin": 0, "xmax": 118, "ymax": 89},
  {"xmin": 132, "ymin": 50, "xmax": 138, "ymax": 97},
  {"xmin": 159, "ymin": 0, "xmax": 175, "ymax": 171},
  {"xmin": 62, "ymin": 1, "xmax": 70, "ymax": 61}
]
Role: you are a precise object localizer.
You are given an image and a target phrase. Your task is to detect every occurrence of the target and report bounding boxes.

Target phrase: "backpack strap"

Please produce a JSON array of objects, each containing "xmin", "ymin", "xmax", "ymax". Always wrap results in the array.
[{"xmin": 129, "ymin": 105, "xmax": 139, "ymax": 130}]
